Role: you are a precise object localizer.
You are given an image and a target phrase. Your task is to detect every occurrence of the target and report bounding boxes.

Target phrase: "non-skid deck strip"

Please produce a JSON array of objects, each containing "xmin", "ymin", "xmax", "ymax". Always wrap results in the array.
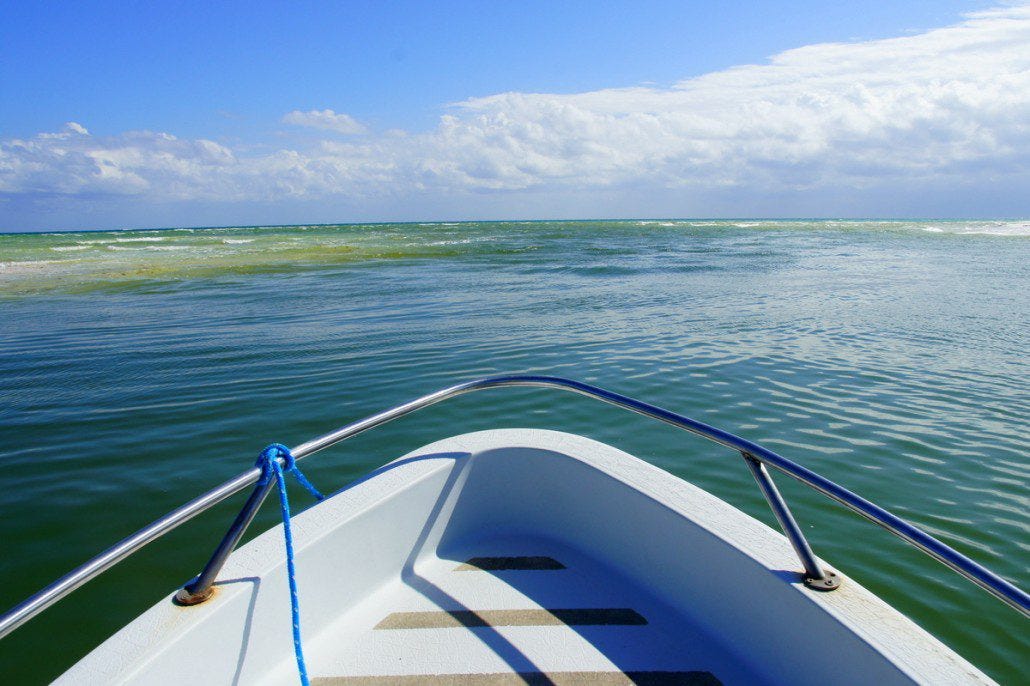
[
  {"xmin": 313, "ymin": 671, "xmax": 720, "ymax": 685},
  {"xmin": 374, "ymin": 608, "xmax": 647, "ymax": 630},
  {"xmin": 455, "ymin": 556, "xmax": 566, "ymax": 571}
]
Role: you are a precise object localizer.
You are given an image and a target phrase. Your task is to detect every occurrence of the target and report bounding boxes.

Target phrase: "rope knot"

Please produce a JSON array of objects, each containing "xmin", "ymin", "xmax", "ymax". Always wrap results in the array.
[
  {"xmin": 260, "ymin": 442, "xmax": 296, "ymax": 469},
  {"xmin": 256, "ymin": 443, "xmax": 326, "ymax": 501},
  {"xmin": 256, "ymin": 443, "xmax": 295, "ymax": 485}
]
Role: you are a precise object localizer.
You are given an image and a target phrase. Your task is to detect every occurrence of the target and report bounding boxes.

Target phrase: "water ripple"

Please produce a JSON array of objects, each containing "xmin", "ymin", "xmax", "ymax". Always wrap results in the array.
[{"xmin": 0, "ymin": 220, "xmax": 1026, "ymax": 683}]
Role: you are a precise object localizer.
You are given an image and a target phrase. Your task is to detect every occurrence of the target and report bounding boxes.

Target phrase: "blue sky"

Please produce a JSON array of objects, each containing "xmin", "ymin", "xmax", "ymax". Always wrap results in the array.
[{"xmin": 1, "ymin": 1, "xmax": 1027, "ymax": 231}]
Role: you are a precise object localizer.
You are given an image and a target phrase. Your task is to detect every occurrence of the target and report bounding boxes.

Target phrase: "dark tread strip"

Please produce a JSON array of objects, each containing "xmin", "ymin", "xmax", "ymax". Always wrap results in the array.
[
  {"xmin": 314, "ymin": 671, "xmax": 721, "ymax": 685},
  {"xmin": 375, "ymin": 608, "xmax": 647, "ymax": 630},
  {"xmin": 455, "ymin": 556, "xmax": 566, "ymax": 571}
]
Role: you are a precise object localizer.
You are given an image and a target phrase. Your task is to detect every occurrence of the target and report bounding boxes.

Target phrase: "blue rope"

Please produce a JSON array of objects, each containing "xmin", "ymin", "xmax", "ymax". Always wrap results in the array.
[{"xmin": 257, "ymin": 443, "xmax": 326, "ymax": 686}]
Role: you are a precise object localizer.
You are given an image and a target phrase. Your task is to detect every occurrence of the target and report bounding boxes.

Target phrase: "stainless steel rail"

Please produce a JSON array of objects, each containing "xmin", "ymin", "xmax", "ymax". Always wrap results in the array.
[{"xmin": 1, "ymin": 375, "xmax": 1027, "ymax": 639}]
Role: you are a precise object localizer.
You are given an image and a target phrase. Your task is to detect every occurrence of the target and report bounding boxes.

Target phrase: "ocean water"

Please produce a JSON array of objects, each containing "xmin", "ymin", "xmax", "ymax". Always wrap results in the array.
[{"xmin": 0, "ymin": 219, "xmax": 1027, "ymax": 683}]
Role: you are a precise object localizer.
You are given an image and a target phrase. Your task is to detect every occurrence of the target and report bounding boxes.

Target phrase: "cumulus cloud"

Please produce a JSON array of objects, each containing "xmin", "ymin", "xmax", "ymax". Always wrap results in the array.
[
  {"xmin": 0, "ymin": 125, "xmax": 240, "ymax": 199},
  {"xmin": 436, "ymin": 5, "xmax": 1030, "ymax": 193},
  {"xmin": 2, "ymin": 5, "xmax": 1028, "ymax": 217},
  {"xmin": 282, "ymin": 109, "xmax": 367, "ymax": 135}
]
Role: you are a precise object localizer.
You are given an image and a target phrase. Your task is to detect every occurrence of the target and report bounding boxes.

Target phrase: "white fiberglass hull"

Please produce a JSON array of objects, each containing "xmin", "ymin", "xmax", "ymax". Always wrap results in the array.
[{"xmin": 59, "ymin": 430, "xmax": 992, "ymax": 685}]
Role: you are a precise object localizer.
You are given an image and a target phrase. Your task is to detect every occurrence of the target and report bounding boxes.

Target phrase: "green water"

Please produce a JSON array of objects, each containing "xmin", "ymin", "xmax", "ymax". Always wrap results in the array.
[{"xmin": 0, "ymin": 220, "xmax": 1027, "ymax": 682}]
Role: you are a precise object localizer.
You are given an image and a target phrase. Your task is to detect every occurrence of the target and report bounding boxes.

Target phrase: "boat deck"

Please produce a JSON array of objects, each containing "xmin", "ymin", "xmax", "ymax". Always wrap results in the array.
[
  {"xmin": 56, "ymin": 429, "xmax": 994, "ymax": 685},
  {"xmin": 308, "ymin": 543, "xmax": 742, "ymax": 685}
]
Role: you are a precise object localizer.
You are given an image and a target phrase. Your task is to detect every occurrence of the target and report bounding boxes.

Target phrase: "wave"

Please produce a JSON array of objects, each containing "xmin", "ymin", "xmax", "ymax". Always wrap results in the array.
[
  {"xmin": 0, "ymin": 259, "xmax": 75, "ymax": 272},
  {"xmin": 73, "ymin": 236, "xmax": 169, "ymax": 245},
  {"xmin": 105, "ymin": 245, "xmax": 188, "ymax": 251},
  {"xmin": 935, "ymin": 221, "xmax": 1030, "ymax": 236},
  {"xmin": 829, "ymin": 220, "xmax": 1030, "ymax": 236}
]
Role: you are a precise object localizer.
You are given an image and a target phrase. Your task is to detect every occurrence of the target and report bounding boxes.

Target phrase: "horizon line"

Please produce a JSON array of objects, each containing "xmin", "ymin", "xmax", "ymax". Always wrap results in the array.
[{"xmin": 4, "ymin": 216, "xmax": 1029, "ymax": 236}]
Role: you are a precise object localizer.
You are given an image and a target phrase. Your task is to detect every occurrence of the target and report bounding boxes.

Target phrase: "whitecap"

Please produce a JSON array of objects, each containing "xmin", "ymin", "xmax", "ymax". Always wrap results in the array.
[
  {"xmin": 222, "ymin": 239, "xmax": 253, "ymax": 244},
  {"xmin": 0, "ymin": 259, "xmax": 73, "ymax": 272},
  {"xmin": 920, "ymin": 221, "xmax": 1029, "ymax": 237},
  {"xmin": 427, "ymin": 238, "xmax": 475, "ymax": 246},
  {"xmin": 106, "ymin": 244, "xmax": 187, "ymax": 252},
  {"xmin": 51, "ymin": 245, "xmax": 90, "ymax": 252},
  {"xmin": 959, "ymin": 222, "xmax": 1030, "ymax": 237}
]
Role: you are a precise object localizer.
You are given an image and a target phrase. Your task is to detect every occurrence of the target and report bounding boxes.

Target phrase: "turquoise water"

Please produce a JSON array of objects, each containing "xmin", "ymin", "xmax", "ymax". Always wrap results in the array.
[{"xmin": 0, "ymin": 220, "xmax": 1027, "ymax": 682}]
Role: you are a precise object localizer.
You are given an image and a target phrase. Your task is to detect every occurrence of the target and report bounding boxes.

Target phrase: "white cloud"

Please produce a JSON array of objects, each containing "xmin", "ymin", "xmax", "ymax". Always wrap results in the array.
[
  {"xmin": 2, "ymin": 5, "xmax": 1028, "ymax": 220},
  {"xmin": 434, "ymin": 4, "xmax": 1030, "ymax": 193},
  {"xmin": 0, "ymin": 125, "xmax": 239, "ymax": 199},
  {"xmin": 282, "ymin": 109, "xmax": 366, "ymax": 135}
]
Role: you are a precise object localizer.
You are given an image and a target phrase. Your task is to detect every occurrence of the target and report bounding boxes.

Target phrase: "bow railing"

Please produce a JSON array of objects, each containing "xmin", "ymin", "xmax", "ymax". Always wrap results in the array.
[{"xmin": 2, "ymin": 375, "xmax": 1027, "ymax": 640}]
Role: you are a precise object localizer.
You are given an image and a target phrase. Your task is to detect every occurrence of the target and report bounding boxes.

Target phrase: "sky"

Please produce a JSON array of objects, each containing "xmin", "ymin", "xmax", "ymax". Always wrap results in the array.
[{"xmin": 1, "ymin": 1, "xmax": 1028, "ymax": 231}]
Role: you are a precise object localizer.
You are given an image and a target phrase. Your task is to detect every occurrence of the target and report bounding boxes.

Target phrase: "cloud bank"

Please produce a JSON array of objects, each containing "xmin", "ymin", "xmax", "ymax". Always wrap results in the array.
[
  {"xmin": 282, "ymin": 109, "xmax": 367, "ymax": 135},
  {"xmin": 1, "ymin": 6, "xmax": 1028, "ymax": 226}
]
